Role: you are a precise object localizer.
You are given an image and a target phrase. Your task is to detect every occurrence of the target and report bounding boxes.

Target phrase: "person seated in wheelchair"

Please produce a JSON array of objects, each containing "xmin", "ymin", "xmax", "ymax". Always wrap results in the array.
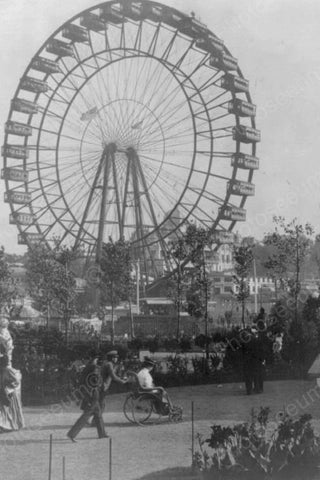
[{"xmin": 137, "ymin": 357, "xmax": 172, "ymax": 414}]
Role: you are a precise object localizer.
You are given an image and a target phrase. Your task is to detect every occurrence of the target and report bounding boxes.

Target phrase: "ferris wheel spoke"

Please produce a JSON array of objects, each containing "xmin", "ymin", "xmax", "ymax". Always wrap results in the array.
[
  {"xmin": 40, "ymin": 183, "xmax": 94, "ymax": 238},
  {"xmin": 73, "ymin": 70, "xmax": 109, "ymax": 139},
  {"xmin": 132, "ymin": 55, "xmax": 173, "ymax": 113},
  {"xmin": 32, "ymin": 125, "xmax": 97, "ymax": 147},
  {"xmin": 57, "ymin": 65, "xmax": 110, "ymax": 142},
  {"xmin": 132, "ymin": 150, "xmax": 170, "ymax": 267},
  {"xmin": 95, "ymin": 71, "xmax": 125, "ymax": 136},
  {"xmin": 140, "ymin": 154, "xmax": 189, "ymax": 172},
  {"xmin": 142, "ymin": 52, "xmax": 208, "ymax": 124},
  {"xmin": 142, "ymin": 138, "xmax": 195, "ymax": 152},
  {"xmin": 129, "ymin": 53, "xmax": 188, "ymax": 124},
  {"xmin": 142, "ymin": 125, "xmax": 194, "ymax": 146},
  {"xmin": 138, "ymin": 92, "xmax": 194, "ymax": 139},
  {"xmin": 139, "ymin": 112, "xmax": 192, "ymax": 145},
  {"xmin": 191, "ymin": 187, "xmax": 226, "ymax": 205},
  {"xmin": 136, "ymin": 81, "xmax": 186, "ymax": 131}
]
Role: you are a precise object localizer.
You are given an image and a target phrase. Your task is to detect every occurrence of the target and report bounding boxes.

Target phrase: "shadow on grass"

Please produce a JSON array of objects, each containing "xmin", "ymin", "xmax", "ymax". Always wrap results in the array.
[{"xmin": 133, "ymin": 466, "xmax": 198, "ymax": 480}]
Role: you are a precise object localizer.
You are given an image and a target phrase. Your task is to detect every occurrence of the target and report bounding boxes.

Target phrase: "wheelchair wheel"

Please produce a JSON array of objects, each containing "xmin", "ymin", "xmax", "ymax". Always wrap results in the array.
[
  {"xmin": 132, "ymin": 394, "xmax": 154, "ymax": 425},
  {"xmin": 123, "ymin": 393, "xmax": 136, "ymax": 423}
]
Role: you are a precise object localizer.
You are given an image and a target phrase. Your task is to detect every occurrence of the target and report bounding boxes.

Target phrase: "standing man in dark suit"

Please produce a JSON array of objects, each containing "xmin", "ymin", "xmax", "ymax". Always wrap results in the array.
[
  {"xmin": 242, "ymin": 328, "xmax": 255, "ymax": 395},
  {"xmin": 67, "ymin": 350, "xmax": 107, "ymax": 442},
  {"xmin": 90, "ymin": 350, "xmax": 127, "ymax": 426}
]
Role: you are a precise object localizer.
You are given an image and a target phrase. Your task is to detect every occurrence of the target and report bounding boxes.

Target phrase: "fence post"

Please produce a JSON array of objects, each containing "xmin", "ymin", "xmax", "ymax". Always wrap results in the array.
[
  {"xmin": 109, "ymin": 437, "xmax": 112, "ymax": 480},
  {"xmin": 191, "ymin": 401, "xmax": 194, "ymax": 467},
  {"xmin": 62, "ymin": 456, "xmax": 66, "ymax": 480},
  {"xmin": 48, "ymin": 434, "xmax": 53, "ymax": 480}
]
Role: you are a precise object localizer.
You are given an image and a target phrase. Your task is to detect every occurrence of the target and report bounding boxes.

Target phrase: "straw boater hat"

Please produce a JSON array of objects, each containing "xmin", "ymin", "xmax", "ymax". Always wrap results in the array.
[
  {"xmin": 0, "ymin": 315, "xmax": 9, "ymax": 329},
  {"xmin": 143, "ymin": 357, "xmax": 156, "ymax": 368},
  {"xmin": 106, "ymin": 350, "xmax": 119, "ymax": 358}
]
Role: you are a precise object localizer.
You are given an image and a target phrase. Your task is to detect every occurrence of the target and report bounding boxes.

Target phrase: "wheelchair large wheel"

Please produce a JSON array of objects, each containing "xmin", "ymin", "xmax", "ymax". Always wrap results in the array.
[
  {"xmin": 123, "ymin": 393, "xmax": 136, "ymax": 423},
  {"xmin": 132, "ymin": 394, "xmax": 155, "ymax": 425}
]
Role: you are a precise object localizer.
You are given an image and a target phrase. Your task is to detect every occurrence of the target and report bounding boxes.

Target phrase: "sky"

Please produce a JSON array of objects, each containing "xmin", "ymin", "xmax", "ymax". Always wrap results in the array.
[{"xmin": 0, "ymin": 0, "xmax": 320, "ymax": 253}]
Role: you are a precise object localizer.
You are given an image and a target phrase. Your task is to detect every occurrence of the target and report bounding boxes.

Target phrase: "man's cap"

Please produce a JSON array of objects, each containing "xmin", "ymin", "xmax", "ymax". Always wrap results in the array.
[
  {"xmin": 106, "ymin": 350, "xmax": 119, "ymax": 357},
  {"xmin": 88, "ymin": 348, "xmax": 100, "ymax": 358}
]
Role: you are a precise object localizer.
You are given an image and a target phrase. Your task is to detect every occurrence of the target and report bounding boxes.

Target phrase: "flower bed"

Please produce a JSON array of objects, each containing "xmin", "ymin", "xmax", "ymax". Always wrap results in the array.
[{"xmin": 193, "ymin": 408, "xmax": 320, "ymax": 479}]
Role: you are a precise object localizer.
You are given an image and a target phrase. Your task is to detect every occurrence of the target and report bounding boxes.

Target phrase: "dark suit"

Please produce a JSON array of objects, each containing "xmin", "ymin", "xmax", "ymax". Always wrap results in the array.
[
  {"xmin": 68, "ymin": 361, "xmax": 106, "ymax": 440},
  {"xmin": 90, "ymin": 360, "xmax": 126, "ymax": 426},
  {"xmin": 242, "ymin": 334, "xmax": 255, "ymax": 395},
  {"xmin": 100, "ymin": 361, "xmax": 126, "ymax": 407}
]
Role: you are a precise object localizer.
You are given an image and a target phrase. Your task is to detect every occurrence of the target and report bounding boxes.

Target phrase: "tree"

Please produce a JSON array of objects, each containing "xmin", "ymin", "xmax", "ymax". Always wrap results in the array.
[
  {"xmin": 233, "ymin": 244, "xmax": 254, "ymax": 328},
  {"xmin": 264, "ymin": 217, "xmax": 313, "ymax": 322},
  {"xmin": 166, "ymin": 238, "xmax": 189, "ymax": 338},
  {"xmin": 26, "ymin": 243, "xmax": 77, "ymax": 336},
  {"xmin": 184, "ymin": 224, "xmax": 212, "ymax": 359},
  {"xmin": 100, "ymin": 238, "xmax": 133, "ymax": 344},
  {"xmin": 310, "ymin": 234, "xmax": 320, "ymax": 286},
  {"xmin": 0, "ymin": 246, "xmax": 17, "ymax": 313}
]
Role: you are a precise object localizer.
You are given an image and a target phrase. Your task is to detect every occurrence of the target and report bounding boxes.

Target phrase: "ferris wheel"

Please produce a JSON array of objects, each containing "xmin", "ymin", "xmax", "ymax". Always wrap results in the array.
[{"xmin": 2, "ymin": 0, "xmax": 260, "ymax": 284}]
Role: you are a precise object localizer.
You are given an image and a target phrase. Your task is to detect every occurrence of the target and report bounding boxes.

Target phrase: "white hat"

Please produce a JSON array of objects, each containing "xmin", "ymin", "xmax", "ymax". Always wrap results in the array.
[{"xmin": 0, "ymin": 316, "xmax": 9, "ymax": 328}]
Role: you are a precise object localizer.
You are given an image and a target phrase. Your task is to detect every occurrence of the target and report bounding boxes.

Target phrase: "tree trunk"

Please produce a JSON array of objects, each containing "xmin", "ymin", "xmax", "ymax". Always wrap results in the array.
[
  {"xmin": 295, "ymin": 231, "xmax": 300, "ymax": 323},
  {"xmin": 176, "ymin": 264, "xmax": 181, "ymax": 339}
]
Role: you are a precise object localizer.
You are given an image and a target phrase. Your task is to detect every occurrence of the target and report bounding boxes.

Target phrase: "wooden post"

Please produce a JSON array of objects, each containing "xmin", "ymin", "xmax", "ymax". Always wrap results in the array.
[
  {"xmin": 109, "ymin": 437, "xmax": 112, "ymax": 480},
  {"xmin": 62, "ymin": 456, "xmax": 66, "ymax": 480},
  {"xmin": 48, "ymin": 434, "xmax": 53, "ymax": 480},
  {"xmin": 191, "ymin": 401, "xmax": 194, "ymax": 467}
]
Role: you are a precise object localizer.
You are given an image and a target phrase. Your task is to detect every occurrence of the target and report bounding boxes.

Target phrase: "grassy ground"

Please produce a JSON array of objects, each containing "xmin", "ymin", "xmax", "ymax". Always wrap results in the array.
[{"xmin": 1, "ymin": 379, "xmax": 320, "ymax": 480}]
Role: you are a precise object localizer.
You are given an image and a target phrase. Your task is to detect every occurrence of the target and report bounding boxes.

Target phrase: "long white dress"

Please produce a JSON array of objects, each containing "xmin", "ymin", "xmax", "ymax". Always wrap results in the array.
[
  {"xmin": 0, "ymin": 327, "xmax": 14, "ymax": 366},
  {"xmin": 0, "ymin": 367, "xmax": 25, "ymax": 432}
]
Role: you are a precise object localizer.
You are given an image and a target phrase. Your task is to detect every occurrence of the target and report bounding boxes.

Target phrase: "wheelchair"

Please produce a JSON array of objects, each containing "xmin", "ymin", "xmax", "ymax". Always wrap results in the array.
[{"xmin": 123, "ymin": 371, "xmax": 183, "ymax": 425}]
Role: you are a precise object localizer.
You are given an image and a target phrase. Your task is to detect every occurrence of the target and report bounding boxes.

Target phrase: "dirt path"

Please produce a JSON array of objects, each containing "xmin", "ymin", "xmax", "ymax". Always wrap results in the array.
[{"xmin": 1, "ymin": 380, "xmax": 319, "ymax": 480}]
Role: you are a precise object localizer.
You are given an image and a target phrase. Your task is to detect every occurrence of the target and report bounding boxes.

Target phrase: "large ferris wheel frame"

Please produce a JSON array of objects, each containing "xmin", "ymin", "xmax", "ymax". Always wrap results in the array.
[{"xmin": 2, "ymin": 0, "xmax": 260, "ymax": 286}]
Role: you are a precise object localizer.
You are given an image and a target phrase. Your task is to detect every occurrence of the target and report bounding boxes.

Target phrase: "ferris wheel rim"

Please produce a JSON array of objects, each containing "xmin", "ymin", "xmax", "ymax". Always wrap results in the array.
[{"xmin": 2, "ymin": 0, "xmax": 259, "ymax": 258}]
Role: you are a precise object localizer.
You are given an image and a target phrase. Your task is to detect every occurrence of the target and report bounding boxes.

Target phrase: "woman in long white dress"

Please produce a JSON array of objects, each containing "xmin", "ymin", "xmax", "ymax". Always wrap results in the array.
[
  {"xmin": 0, "ymin": 316, "xmax": 13, "ymax": 366},
  {"xmin": 0, "ymin": 353, "xmax": 24, "ymax": 432}
]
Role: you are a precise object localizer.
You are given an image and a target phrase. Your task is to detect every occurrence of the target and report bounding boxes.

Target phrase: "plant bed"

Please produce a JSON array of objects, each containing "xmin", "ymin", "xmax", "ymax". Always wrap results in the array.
[{"xmin": 193, "ymin": 408, "xmax": 320, "ymax": 480}]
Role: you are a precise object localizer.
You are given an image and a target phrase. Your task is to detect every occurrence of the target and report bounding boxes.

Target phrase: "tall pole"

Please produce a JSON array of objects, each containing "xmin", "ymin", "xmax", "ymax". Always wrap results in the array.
[
  {"xmin": 202, "ymin": 246, "xmax": 209, "ymax": 363},
  {"xmin": 191, "ymin": 401, "xmax": 195, "ymax": 467},
  {"xmin": 253, "ymin": 258, "xmax": 258, "ymax": 314},
  {"xmin": 136, "ymin": 261, "xmax": 140, "ymax": 314},
  {"xmin": 65, "ymin": 260, "xmax": 69, "ymax": 344},
  {"xmin": 128, "ymin": 295, "xmax": 134, "ymax": 339},
  {"xmin": 109, "ymin": 437, "xmax": 112, "ymax": 480},
  {"xmin": 48, "ymin": 434, "xmax": 53, "ymax": 480},
  {"xmin": 176, "ymin": 262, "xmax": 181, "ymax": 339}
]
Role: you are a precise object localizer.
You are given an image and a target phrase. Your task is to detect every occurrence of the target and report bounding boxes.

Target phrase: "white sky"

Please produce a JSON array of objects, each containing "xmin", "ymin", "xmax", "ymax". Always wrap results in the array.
[{"xmin": 0, "ymin": 0, "xmax": 320, "ymax": 252}]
